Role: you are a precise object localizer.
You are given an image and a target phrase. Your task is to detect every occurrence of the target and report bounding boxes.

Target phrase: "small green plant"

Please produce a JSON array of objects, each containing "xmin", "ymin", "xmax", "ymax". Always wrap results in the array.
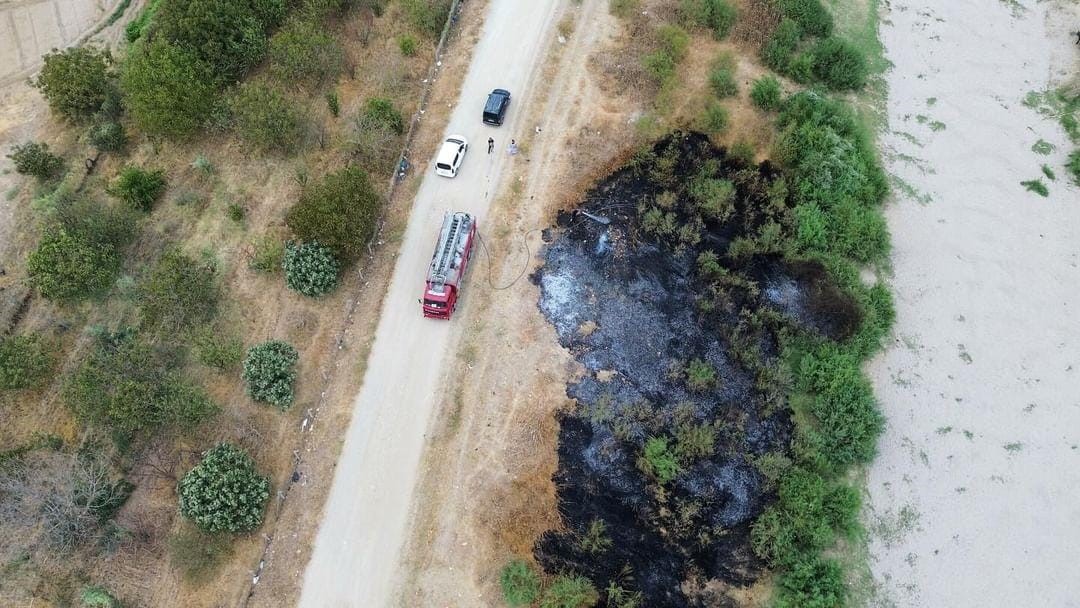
[
  {"xmin": 499, "ymin": 559, "xmax": 541, "ymax": 607},
  {"xmin": 7, "ymin": 142, "xmax": 64, "ymax": 180},
  {"xmin": 750, "ymin": 75, "xmax": 782, "ymax": 111},
  {"xmin": 637, "ymin": 436, "xmax": 681, "ymax": 483},
  {"xmin": 578, "ymin": 518, "xmax": 613, "ymax": 554},
  {"xmin": 108, "ymin": 165, "xmax": 166, "ymax": 211},
  {"xmin": 227, "ymin": 202, "xmax": 246, "ymax": 222},
  {"xmin": 1041, "ymin": 164, "xmax": 1056, "ymax": 181},
  {"xmin": 1068, "ymin": 149, "xmax": 1080, "ymax": 185},
  {"xmin": 811, "ymin": 36, "xmax": 867, "ymax": 91},
  {"xmin": 0, "ymin": 334, "xmax": 56, "ymax": 390},
  {"xmin": 243, "ymin": 340, "xmax": 299, "ymax": 409},
  {"xmin": 679, "ymin": 0, "xmax": 737, "ymax": 39},
  {"xmin": 191, "ymin": 154, "xmax": 214, "ymax": 176},
  {"xmin": 1021, "ymin": 179, "xmax": 1048, "ymax": 197},
  {"xmin": 178, "ymin": 443, "xmax": 270, "ymax": 533},
  {"xmin": 136, "ymin": 249, "xmax": 219, "ymax": 331},
  {"xmin": 361, "ymin": 97, "xmax": 405, "ymax": 135},
  {"xmin": 326, "ymin": 91, "xmax": 340, "ymax": 117},
  {"xmin": 761, "ymin": 18, "xmax": 801, "ymax": 72},
  {"xmin": 1031, "ymin": 139, "xmax": 1055, "ymax": 155},
  {"xmin": 88, "ymin": 122, "xmax": 127, "ymax": 152},
  {"xmin": 80, "ymin": 586, "xmax": 121, "ymax": 608},
  {"xmin": 685, "ymin": 358, "xmax": 716, "ymax": 392},
  {"xmin": 399, "ymin": 34, "xmax": 418, "ymax": 56},
  {"xmin": 249, "ymin": 234, "xmax": 285, "ymax": 273},
  {"xmin": 708, "ymin": 53, "xmax": 738, "ymax": 98},
  {"xmin": 700, "ymin": 102, "xmax": 730, "ymax": 135},
  {"xmin": 192, "ymin": 330, "xmax": 244, "ymax": 370},
  {"xmin": 674, "ymin": 423, "xmax": 716, "ymax": 462},
  {"xmin": 283, "ymin": 241, "xmax": 340, "ymax": 297},
  {"xmin": 540, "ymin": 573, "xmax": 599, "ymax": 608},
  {"xmin": 775, "ymin": 0, "xmax": 833, "ymax": 38}
]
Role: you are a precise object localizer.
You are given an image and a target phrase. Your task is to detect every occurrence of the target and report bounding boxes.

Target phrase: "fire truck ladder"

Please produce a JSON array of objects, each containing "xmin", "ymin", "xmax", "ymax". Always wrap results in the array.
[{"xmin": 431, "ymin": 214, "xmax": 463, "ymax": 285}]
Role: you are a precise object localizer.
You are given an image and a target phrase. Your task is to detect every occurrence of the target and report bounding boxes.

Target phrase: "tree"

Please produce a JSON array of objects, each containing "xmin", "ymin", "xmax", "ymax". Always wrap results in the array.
[
  {"xmin": 229, "ymin": 82, "xmax": 306, "ymax": 153},
  {"xmin": 7, "ymin": 142, "xmax": 64, "ymax": 180},
  {"xmin": 269, "ymin": 19, "xmax": 344, "ymax": 88},
  {"xmin": 242, "ymin": 340, "xmax": 299, "ymax": 409},
  {"xmin": 108, "ymin": 165, "xmax": 166, "ymax": 211},
  {"xmin": 137, "ymin": 249, "xmax": 220, "ymax": 331},
  {"xmin": 283, "ymin": 241, "xmax": 340, "ymax": 297},
  {"xmin": 0, "ymin": 334, "xmax": 56, "ymax": 390},
  {"xmin": 285, "ymin": 166, "xmax": 383, "ymax": 262},
  {"xmin": 155, "ymin": 0, "xmax": 284, "ymax": 82},
  {"xmin": 88, "ymin": 122, "xmax": 127, "ymax": 152},
  {"xmin": 178, "ymin": 443, "xmax": 270, "ymax": 533},
  {"xmin": 500, "ymin": 559, "xmax": 541, "ymax": 607},
  {"xmin": 352, "ymin": 98, "xmax": 405, "ymax": 171},
  {"xmin": 34, "ymin": 47, "xmax": 113, "ymax": 121},
  {"xmin": 120, "ymin": 39, "xmax": 218, "ymax": 139}
]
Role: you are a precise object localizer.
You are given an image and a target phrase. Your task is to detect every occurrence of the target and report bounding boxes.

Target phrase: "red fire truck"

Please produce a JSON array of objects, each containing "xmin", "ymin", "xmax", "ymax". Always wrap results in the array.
[{"xmin": 421, "ymin": 211, "xmax": 477, "ymax": 319}]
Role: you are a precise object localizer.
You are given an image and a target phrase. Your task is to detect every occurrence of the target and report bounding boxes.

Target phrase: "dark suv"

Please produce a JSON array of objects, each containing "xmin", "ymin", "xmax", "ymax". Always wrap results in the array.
[{"xmin": 482, "ymin": 89, "xmax": 511, "ymax": 126}]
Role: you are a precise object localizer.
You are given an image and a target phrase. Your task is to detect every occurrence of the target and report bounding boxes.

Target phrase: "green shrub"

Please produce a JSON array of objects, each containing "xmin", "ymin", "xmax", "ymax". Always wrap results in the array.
[
  {"xmin": 230, "ymin": 82, "xmax": 306, "ymax": 154},
  {"xmin": 674, "ymin": 423, "xmax": 716, "ymax": 462},
  {"xmin": 65, "ymin": 330, "xmax": 218, "ymax": 437},
  {"xmin": 689, "ymin": 176, "xmax": 735, "ymax": 222},
  {"xmin": 708, "ymin": 63, "xmax": 738, "ymax": 99},
  {"xmin": 402, "ymin": 0, "xmax": 451, "ymax": 37},
  {"xmin": 155, "ymin": 0, "xmax": 283, "ymax": 83},
  {"xmin": 34, "ymin": 47, "xmax": 113, "ymax": 121},
  {"xmin": 700, "ymin": 102, "xmax": 730, "ymax": 135},
  {"xmin": 1067, "ymin": 149, "xmax": 1080, "ymax": 185},
  {"xmin": 399, "ymin": 34, "xmax": 418, "ymax": 56},
  {"xmin": 361, "ymin": 97, "xmax": 405, "ymax": 135},
  {"xmin": 89, "ymin": 122, "xmax": 127, "ymax": 152},
  {"xmin": 811, "ymin": 36, "xmax": 868, "ymax": 91},
  {"xmin": 679, "ymin": 0, "xmax": 737, "ymax": 39},
  {"xmin": 108, "ymin": 165, "xmax": 166, "ymax": 211},
  {"xmin": 750, "ymin": 75, "xmax": 782, "ymax": 111},
  {"xmin": 761, "ymin": 18, "xmax": 801, "ymax": 72},
  {"xmin": 787, "ymin": 51, "xmax": 816, "ymax": 83},
  {"xmin": 685, "ymin": 357, "xmax": 717, "ymax": 391},
  {"xmin": 774, "ymin": 556, "xmax": 846, "ymax": 608},
  {"xmin": 121, "ymin": 39, "xmax": 217, "ymax": 139},
  {"xmin": 500, "ymin": 559, "xmax": 541, "ymax": 606},
  {"xmin": 774, "ymin": 0, "xmax": 833, "ymax": 38},
  {"xmin": 29, "ymin": 226, "xmax": 118, "ymax": 301},
  {"xmin": 7, "ymin": 142, "xmax": 64, "ymax": 180},
  {"xmin": 227, "ymin": 202, "xmax": 246, "ymax": 222},
  {"xmin": 0, "ymin": 334, "xmax": 56, "ymax": 390},
  {"xmin": 193, "ymin": 330, "xmax": 244, "ymax": 370},
  {"xmin": 269, "ymin": 19, "xmax": 344, "ymax": 88},
  {"xmin": 609, "ymin": 0, "xmax": 640, "ymax": 17},
  {"xmin": 283, "ymin": 241, "xmax": 340, "ymax": 297},
  {"xmin": 326, "ymin": 91, "xmax": 340, "ymax": 117},
  {"xmin": 353, "ymin": 99, "xmax": 405, "ymax": 169},
  {"xmin": 169, "ymin": 526, "xmax": 234, "ymax": 581},
  {"xmin": 80, "ymin": 586, "xmax": 121, "ymax": 608},
  {"xmin": 1041, "ymin": 164, "xmax": 1056, "ymax": 181},
  {"xmin": 178, "ymin": 443, "xmax": 270, "ymax": 533},
  {"xmin": 137, "ymin": 249, "xmax": 219, "ymax": 331},
  {"xmin": 125, "ymin": 0, "xmax": 162, "ymax": 42},
  {"xmin": 657, "ymin": 24, "xmax": 690, "ymax": 63},
  {"xmin": 637, "ymin": 436, "xmax": 681, "ymax": 483},
  {"xmin": 249, "ymin": 234, "xmax": 285, "ymax": 272},
  {"xmin": 285, "ymin": 166, "xmax": 382, "ymax": 262},
  {"xmin": 1021, "ymin": 178, "xmax": 1049, "ymax": 197},
  {"xmin": 243, "ymin": 340, "xmax": 299, "ymax": 409},
  {"xmin": 540, "ymin": 574, "xmax": 599, "ymax": 608}
]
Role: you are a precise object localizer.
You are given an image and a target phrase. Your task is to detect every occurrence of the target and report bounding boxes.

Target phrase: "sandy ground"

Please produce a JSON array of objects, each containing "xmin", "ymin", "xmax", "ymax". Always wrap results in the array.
[
  {"xmin": 0, "ymin": 0, "xmax": 123, "ymax": 86},
  {"xmin": 866, "ymin": 1, "xmax": 1080, "ymax": 606},
  {"xmin": 297, "ymin": 1, "xmax": 564, "ymax": 606}
]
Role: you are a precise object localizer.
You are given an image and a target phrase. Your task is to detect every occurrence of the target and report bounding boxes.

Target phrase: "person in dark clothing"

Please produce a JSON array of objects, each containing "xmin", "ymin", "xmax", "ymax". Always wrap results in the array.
[
  {"xmin": 488, "ymin": 137, "xmax": 495, "ymax": 153},
  {"xmin": 1075, "ymin": 30, "xmax": 1080, "ymax": 45}
]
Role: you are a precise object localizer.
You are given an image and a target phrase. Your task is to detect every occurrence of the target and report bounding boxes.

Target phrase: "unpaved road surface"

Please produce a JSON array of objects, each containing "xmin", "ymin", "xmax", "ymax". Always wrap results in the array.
[
  {"xmin": 298, "ymin": 1, "xmax": 561, "ymax": 605},
  {"xmin": 0, "ymin": 0, "xmax": 124, "ymax": 86},
  {"xmin": 867, "ymin": 0, "xmax": 1080, "ymax": 606}
]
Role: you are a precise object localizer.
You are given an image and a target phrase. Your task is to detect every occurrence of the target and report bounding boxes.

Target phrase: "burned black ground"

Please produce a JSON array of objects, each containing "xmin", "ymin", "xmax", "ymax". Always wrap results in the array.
[{"xmin": 533, "ymin": 133, "xmax": 860, "ymax": 606}]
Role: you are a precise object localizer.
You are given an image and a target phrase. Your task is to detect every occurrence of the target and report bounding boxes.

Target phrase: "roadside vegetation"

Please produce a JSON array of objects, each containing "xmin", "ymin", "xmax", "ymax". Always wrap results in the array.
[{"xmin": 1, "ymin": 0, "xmax": 453, "ymax": 603}]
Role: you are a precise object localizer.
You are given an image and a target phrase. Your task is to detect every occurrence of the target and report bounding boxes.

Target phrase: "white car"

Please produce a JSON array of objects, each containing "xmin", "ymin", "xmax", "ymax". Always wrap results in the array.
[{"xmin": 435, "ymin": 135, "xmax": 469, "ymax": 178}]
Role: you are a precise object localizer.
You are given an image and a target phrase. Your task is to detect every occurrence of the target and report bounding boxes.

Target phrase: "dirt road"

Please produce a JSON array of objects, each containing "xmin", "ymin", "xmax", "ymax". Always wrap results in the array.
[
  {"xmin": 867, "ymin": 0, "xmax": 1080, "ymax": 606},
  {"xmin": 298, "ymin": 1, "xmax": 561, "ymax": 606}
]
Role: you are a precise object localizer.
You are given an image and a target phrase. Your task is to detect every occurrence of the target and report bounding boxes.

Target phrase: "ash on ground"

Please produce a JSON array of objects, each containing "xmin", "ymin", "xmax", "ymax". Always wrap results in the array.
[{"xmin": 533, "ymin": 133, "xmax": 858, "ymax": 606}]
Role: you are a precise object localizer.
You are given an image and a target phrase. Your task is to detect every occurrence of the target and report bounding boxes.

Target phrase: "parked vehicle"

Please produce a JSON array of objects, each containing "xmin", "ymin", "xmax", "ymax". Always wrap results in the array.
[
  {"xmin": 421, "ymin": 212, "xmax": 477, "ymax": 319},
  {"xmin": 482, "ymin": 88, "xmax": 511, "ymax": 126},
  {"xmin": 435, "ymin": 135, "xmax": 468, "ymax": 177}
]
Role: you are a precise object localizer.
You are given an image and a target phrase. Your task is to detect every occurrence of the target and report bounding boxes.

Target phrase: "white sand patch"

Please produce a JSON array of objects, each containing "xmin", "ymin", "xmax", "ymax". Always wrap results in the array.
[{"xmin": 867, "ymin": 0, "xmax": 1080, "ymax": 606}]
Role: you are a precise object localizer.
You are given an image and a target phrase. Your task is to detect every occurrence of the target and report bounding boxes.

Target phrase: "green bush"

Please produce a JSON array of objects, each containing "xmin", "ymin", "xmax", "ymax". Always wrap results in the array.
[
  {"xmin": 1067, "ymin": 149, "xmax": 1080, "ymax": 185},
  {"xmin": 137, "ymin": 249, "xmax": 219, "ymax": 331},
  {"xmin": 750, "ymin": 75, "xmax": 782, "ymax": 111},
  {"xmin": 399, "ymin": 34, "xmax": 418, "ymax": 56},
  {"xmin": 326, "ymin": 91, "xmax": 340, "ymax": 117},
  {"xmin": 7, "ymin": 142, "xmax": 64, "ymax": 180},
  {"xmin": 637, "ymin": 436, "xmax": 681, "ymax": 483},
  {"xmin": 1021, "ymin": 178, "xmax": 1049, "ymax": 197},
  {"xmin": 125, "ymin": 0, "xmax": 162, "ymax": 42},
  {"xmin": 34, "ymin": 47, "xmax": 113, "ymax": 121},
  {"xmin": 685, "ymin": 357, "xmax": 717, "ymax": 391},
  {"xmin": 689, "ymin": 176, "xmax": 736, "ymax": 222},
  {"xmin": 811, "ymin": 36, "xmax": 868, "ymax": 91},
  {"xmin": 0, "ymin": 334, "xmax": 56, "ymax": 390},
  {"xmin": 193, "ymin": 330, "xmax": 244, "ymax": 370},
  {"xmin": 774, "ymin": 556, "xmax": 846, "ymax": 608},
  {"xmin": 65, "ymin": 330, "xmax": 218, "ymax": 437},
  {"xmin": 283, "ymin": 241, "xmax": 340, "ymax": 297},
  {"xmin": 28, "ymin": 226, "xmax": 118, "ymax": 301},
  {"xmin": 80, "ymin": 586, "xmax": 121, "ymax": 608},
  {"xmin": 108, "ymin": 165, "xmax": 166, "ymax": 211},
  {"xmin": 178, "ymin": 443, "xmax": 270, "ymax": 533},
  {"xmin": 774, "ymin": 0, "xmax": 833, "ymax": 38},
  {"xmin": 361, "ymin": 97, "xmax": 405, "ymax": 135},
  {"xmin": 787, "ymin": 51, "xmax": 815, "ymax": 83},
  {"xmin": 402, "ymin": 0, "xmax": 451, "ymax": 37},
  {"xmin": 700, "ymin": 102, "xmax": 730, "ymax": 135},
  {"xmin": 540, "ymin": 574, "xmax": 599, "ymax": 608},
  {"xmin": 120, "ymin": 39, "xmax": 218, "ymax": 139},
  {"xmin": 500, "ymin": 559, "xmax": 541, "ymax": 607},
  {"xmin": 708, "ymin": 63, "xmax": 738, "ymax": 98},
  {"xmin": 230, "ymin": 82, "xmax": 306, "ymax": 154},
  {"xmin": 269, "ymin": 19, "xmax": 344, "ymax": 88},
  {"xmin": 249, "ymin": 234, "xmax": 285, "ymax": 272},
  {"xmin": 89, "ymin": 122, "xmax": 127, "ymax": 152},
  {"xmin": 169, "ymin": 526, "xmax": 234, "ymax": 581},
  {"xmin": 243, "ymin": 340, "xmax": 299, "ymax": 409},
  {"xmin": 750, "ymin": 467, "xmax": 858, "ymax": 566},
  {"xmin": 155, "ymin": 0, "xmax": 283, "ymax": 83},
  {"xmin": 674, "ymin": 423, "xmax": 716, "ymax": 462},
  {"xmin": 353, "ymin": 98, "xmax": 405, "ymax": 169},
  {"xmin": 679, "ymin": 0, "xmax": 737, "ymax": 39},
  {"xmin": 657, "ymin": 24, "xmax": 690, "ymax": 63},
  {"xmin": 285, "ymin": 166, "xmax": 382, "ymax": 262},
  {"xmin": 609, "ymin": 0, "xmax": 640, "ymax": 17},
  {"xmin": 227, "ymin": 202, "xmax": 246, "ymax": 222},
  {"xmin": 761, "ymin": 18, "xmax": 801, "ymax": 72}
]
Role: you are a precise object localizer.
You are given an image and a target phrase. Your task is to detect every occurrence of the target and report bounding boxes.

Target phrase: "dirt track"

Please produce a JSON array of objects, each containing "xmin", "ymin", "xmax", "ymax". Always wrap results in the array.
[{"xmin": 297, "ymin": 1, "xmax": 562, "ymax": 606}]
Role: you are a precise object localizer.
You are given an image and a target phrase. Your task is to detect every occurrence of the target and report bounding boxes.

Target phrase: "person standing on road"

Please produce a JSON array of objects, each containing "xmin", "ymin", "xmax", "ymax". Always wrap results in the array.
[
  {"xmin": 508, "ymin": 139, "xmax": 518, "ymax": 155},
  {"xmin": 488, "ymin": 137, "xmax": 494, "ymax": 153}
]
